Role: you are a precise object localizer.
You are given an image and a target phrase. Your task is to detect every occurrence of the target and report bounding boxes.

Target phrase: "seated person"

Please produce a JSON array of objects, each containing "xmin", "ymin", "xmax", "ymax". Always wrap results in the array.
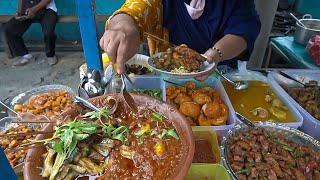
[{"xmin": 4, "ymin": 0, "xmax": 58, "ymax": 66}]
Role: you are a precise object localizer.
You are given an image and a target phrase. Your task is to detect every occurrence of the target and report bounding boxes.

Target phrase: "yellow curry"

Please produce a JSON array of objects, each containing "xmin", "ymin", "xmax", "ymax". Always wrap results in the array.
[{"xmin": 223, "ymin": 81, "xmax": 295, "ymax": 123}]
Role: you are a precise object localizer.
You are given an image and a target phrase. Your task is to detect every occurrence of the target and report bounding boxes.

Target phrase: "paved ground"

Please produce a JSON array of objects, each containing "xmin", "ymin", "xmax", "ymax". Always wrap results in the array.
[{"xmin": 0, "ymin": 51, "xmax": 84, "ymax": 102}]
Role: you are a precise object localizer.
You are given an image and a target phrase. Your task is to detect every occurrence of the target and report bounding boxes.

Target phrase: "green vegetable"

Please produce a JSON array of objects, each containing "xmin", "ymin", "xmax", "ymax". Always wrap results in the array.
[
  {"xmin": 274, "ymin": 139, "xmax": 294, "ymax": 152},
  {"xmin": 101, "ymin": 124, "xmax": 129, "ymax": 143},
  {"xmin": 292, "ymin": 148, "xmax": 301, "ymax": 158},
  {"xmin": 52, "ymin": 141, "xmax": 63, "ymax": 153},
  {"xmin": 287, "ymin": 163, "xmax": 296, "ymax": 168},
  {"xmin": 152, "ymin": 112, "xmax": 163, "ymax": 122},
  {"xmin": 82, "ymin": 107, "xmax": 110, "ymax": 126},
  {"xmin": 111, "ymin": 126, "xmax": 129, "ymax": 143},
  {"xmin": 44, "ymin": 121, "xmax": 98, "ymax": 180},
  {"xmin": 131, "ymin": 89, "xmax": 162, "ymax": 99},
  {"xmin": 236, "ymin": 168, "xmax": 250, "ymax": 174},
  {"xmin": 166, "ymin": 129, "xmax": 179, "ymax": 140},
  {"xmin": 158, "ymin": 129, "xmax": 179, "ymax": 140},
  {"xmin": 171, "ymin": 66, "xmax": 190, "ymax": 73},
  {"xmin": 282, "ymin": 145, "xmax": 295, "ymax": 152}
]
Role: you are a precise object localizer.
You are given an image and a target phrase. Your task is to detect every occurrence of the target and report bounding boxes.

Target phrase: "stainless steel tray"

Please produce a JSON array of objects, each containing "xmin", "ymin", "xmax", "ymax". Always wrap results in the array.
[
  {"xmin": 9, "ymin": 84, "xmax": 75, "ymax": 116},
  {"xmin": 221, "ymin": 122, "xmax": 320, "ymax": 179}
]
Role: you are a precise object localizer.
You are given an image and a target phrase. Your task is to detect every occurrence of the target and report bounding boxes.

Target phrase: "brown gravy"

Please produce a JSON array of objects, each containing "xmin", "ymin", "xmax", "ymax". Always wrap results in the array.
[{"xmin": 193, "ymin": 139, "xmax": 216, "ymax": 163}]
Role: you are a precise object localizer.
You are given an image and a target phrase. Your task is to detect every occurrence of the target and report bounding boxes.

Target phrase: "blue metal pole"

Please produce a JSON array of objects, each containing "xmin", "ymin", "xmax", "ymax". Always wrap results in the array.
[{"xmin": 75, "ymin": 0, "xmax": 103, "ymax": 71}]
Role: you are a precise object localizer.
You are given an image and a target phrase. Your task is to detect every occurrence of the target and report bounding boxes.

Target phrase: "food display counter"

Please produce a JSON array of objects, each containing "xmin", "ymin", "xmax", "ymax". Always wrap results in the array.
[{"xmin": 1, "ymin": 67, "xmax": 320, "ymax": 180}]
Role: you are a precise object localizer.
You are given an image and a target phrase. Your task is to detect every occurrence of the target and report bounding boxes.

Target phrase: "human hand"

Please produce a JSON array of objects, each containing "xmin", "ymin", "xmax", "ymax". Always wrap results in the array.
[
  {"xmin": 25, "ymin": 7, "xmax": 37, "ymax": 19},
  {"xmin": 100, "ymin": 14, "xmax": 140, "ymax": 74},
  {"xmin": 195, "ymin": 48, "xmax": 220, "ymax": 81}
]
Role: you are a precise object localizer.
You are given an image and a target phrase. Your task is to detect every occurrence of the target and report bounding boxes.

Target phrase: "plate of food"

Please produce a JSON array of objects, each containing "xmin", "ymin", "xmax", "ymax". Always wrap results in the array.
[
  {"xmin": 148, "ymin": 44, "xmax": 215, "ymax": 79},
  {"xmin": 0, "ymin": 116, "xmax": 47, "ymax": 174},
  {"xmin": 10, "ymin": 85, "xmax": 75, "ymax": 118},
  {"xmin": 24, "ymin": 94, "xmax": 194, "ymax": 180},
  {"xmin": 221, "ymin": 122, "xmax": 320, "ymax": 180}
]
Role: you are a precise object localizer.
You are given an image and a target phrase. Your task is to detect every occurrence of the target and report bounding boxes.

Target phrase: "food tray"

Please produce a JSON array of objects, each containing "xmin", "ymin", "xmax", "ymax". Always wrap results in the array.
[
  {"xmin": 0, "ymin": 116, "xmax": 48, "ymax": 174},
  {"xmin": 223, "ymin": 71, "xmax": 303, "ymax": 129},
  {"xmin": 10, "ymin": 84, "xmax": 75, "ymax": 112},
  {"xmin": 192, "ymin": 126, "xmax": 221, "ymax": 164},
  {"xmin": 221, "ymin": 122, "xmax": 320, "ymax": 179},
  {"xmin": 125, "ymin": 76, "xmax": 164, "ymax": 96},
  {"xmin": 186, "ymin": 164, "xmax": 230, "ymax": 180},
  {"xmin": 163, "ymin": 77, "xmax": 236, "ymax": 138},
  {"xmin": 268, "ymin": 70, "xmax": 320, "ymax": 139}
]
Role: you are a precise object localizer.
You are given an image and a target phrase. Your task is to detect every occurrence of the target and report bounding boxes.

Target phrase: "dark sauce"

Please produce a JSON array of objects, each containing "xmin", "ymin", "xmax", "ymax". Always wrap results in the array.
[{"xmin": 193, "ymin": 139, "xmax": 216, "ymax": 163}]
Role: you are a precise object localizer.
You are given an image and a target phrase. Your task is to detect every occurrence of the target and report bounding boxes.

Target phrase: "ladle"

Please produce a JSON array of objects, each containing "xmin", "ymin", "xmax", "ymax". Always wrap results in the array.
[
  {"xmin": 214, "ymin": 69, "xmax": 249, "ymax": 90},
  {"xmin": 120, "ymin": 74, "xmax": 138, "ymax": 112}
]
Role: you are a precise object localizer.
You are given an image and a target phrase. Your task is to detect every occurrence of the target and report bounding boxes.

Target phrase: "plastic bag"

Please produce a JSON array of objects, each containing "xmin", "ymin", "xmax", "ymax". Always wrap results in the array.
[{"xmin": 307, "ymin": 35, "xmax": 320, "ymax": 66}]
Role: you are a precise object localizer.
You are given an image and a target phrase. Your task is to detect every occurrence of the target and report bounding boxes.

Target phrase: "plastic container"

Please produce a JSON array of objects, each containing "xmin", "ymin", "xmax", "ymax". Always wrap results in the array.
[
  {"xmin": 80, "ymin": 54, "xmax": 153, "ymax": 79},
  {"xmin": 185, "ymin": 164, "xmax": 230, "ymax": 180},
  {"xmin": 268, "ymin": 70, "xmax": 320, "ymax": 140},
  {"xmin": 192, "ymin": 126, "xmax": 221, "ymax": 163},
  {"xmin": 223, "ymin": 70, "xmax": 303, "ymax": 129},
  {"xmin": 123, "ymin": 76, "xmax": 164, "ymax": 100},
  {"xmin": 163, "ymin": 77, "xmax": 236, "ymax": 139}
]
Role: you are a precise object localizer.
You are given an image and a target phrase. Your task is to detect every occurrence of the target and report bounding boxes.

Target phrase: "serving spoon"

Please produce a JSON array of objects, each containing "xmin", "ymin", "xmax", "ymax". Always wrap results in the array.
[
  {"xmin": 120, "ymin": 74, "xmax": 138, "ymax": 112},
  {"xmin": 214, "ymin": 69, "xmax": 249, "ymax": 90}
]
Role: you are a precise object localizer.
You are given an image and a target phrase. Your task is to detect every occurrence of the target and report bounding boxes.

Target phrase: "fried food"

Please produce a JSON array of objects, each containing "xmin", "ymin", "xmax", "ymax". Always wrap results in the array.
[
  {"xmin": 179, "ymin": 102, "xmax": 201, "ymax": 119},
  {"xmin": 202, "ymin": 102, "xmax": 221, "ymax": 119},
  {"xmin": 285, "ymin": 81, "xmax": 320, "ymax": 120},
  {"xmin": 166, "ymin": 81, "xmax": 229, "ymax": 126},
  {"xmin": 154, "ymin": 44, "xmax": 206, "ymax": 73},
  {"xmin": 0, "ymin": 125, "xmax": 40, "ymax": 167},
  {"xmin": 192, "ymin": 92, "xmax": 212, "ymax": 105},
  {"xmin": 174, "ymin": 93, "xmax": 192, "ymax": 105},
  {"xmin": 13, "ymin": 90, "xmax": 73, "ymax": 118}
]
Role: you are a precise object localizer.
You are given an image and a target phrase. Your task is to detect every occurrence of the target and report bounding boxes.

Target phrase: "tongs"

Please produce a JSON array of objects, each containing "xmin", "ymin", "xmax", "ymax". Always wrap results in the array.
[
  {"xmin": 236, "ymin": 112, "xmax": 256, "ymax": 128},
  {"xmin": 277, "ymin": 71, "xmax": 306, "ymax": 87}
]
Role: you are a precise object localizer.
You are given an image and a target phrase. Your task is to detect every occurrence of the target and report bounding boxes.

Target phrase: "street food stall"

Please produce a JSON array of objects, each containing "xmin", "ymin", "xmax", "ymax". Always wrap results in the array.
[{"xmin": 1, "ymin": 0, "xmax": 320, "ymax": 180}]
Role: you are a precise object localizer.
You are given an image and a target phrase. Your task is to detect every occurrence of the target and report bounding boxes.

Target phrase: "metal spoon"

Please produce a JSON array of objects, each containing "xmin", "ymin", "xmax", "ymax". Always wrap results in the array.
[
  {"xmin": 214, "ymin": 69, "xmax": 248, "ymax": 90},
  {"xmin": 290, "ymin": 13, "xmax": 307, "ymax": 28},
  {"xmin": 120, "ymin": 74, "xmax": 138, "ymax": 112}
]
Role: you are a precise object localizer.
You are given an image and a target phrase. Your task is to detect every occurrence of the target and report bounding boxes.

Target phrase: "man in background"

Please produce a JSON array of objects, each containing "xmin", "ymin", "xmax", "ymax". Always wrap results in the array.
[{"xmin": 4, "ymin": 0, "xmax": 58, "ymax": 66}]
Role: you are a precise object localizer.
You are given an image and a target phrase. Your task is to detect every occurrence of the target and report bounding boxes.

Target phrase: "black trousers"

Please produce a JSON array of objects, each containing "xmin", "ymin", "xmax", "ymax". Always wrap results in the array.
[{"xmin": 4, "ymin": 9, "xmax": 57, "ymax": 57}]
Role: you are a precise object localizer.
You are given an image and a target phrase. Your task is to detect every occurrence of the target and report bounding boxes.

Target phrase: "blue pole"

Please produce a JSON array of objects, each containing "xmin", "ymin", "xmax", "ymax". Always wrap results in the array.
[{"xmin": 75, "ymin": 0, "xmax": 103, "ymax": 71}]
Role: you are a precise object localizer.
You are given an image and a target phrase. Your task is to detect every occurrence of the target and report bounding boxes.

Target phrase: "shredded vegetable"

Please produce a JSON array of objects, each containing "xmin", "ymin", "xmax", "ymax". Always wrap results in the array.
[{"xmin": 170, "ymin": 66, "xmax": 190, "ymax": 73}]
